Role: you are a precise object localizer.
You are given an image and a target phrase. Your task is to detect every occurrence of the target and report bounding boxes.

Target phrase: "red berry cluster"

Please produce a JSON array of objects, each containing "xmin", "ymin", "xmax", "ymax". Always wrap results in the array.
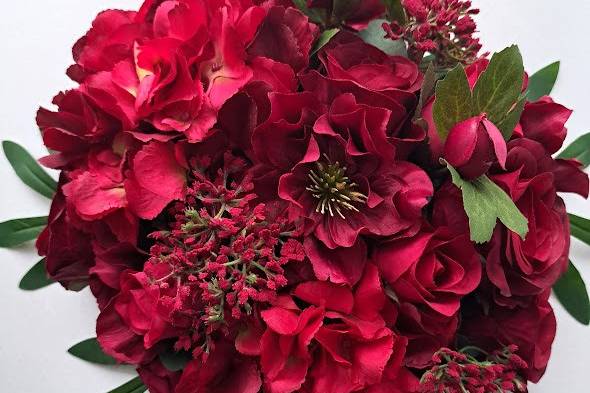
[
  {"xmin": 420, "ymin": 346, "xmax": 528, "ymax": 393},
  {"xmin": 384, "ymin": 0, "xmax": 482, "ymax": 67},
  {"xmin": 145, "ymin": 155, "xmax": 302, "ymax": 357}
]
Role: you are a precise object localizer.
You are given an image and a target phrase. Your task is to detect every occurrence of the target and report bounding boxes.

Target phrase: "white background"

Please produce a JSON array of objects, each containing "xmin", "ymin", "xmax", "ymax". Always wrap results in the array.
[{"xmin": 0, "ymin": 1, "xmax": 588, "ymax": 392}]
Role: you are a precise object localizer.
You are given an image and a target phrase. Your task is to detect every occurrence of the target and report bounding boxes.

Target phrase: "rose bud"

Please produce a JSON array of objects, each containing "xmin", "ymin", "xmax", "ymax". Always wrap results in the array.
[{"xmin": 443, "ymin": 114, "xmax": 507, "ymax": 180}]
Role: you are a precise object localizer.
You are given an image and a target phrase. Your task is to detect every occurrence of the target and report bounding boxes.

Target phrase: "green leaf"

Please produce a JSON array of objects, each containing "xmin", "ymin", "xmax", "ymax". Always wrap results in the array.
[
  {"xmin": 446, "ymin": 162, "xmax": 528, "ymax": 243},
  {"xmin": 160, "ymin": 350, "xmax": 192, "ymax": 372},
  {"xmin": 358, "ymin": 19, "xmax": 407, "ymax": 56},
  {"xmin": 107, "ymin": 377, "xmax": 146, "ymax": 393},
  {"xmin": 311, "ymin": 28, "xmax": 339, "ymax": 55},
  {"xmin": 0, "ymin": 216, "xmax": 47, "ymax": 247},
  {"xmin": 68, "ymin": 338, "xmax": 117, "ymax": 365},
  {"xmin": 496, "ymin": 95, "xmax": 526, "ymax": 139},
  {"xmin": 19, "ymin": 258, "xmax": 55, "ymax": 290},
  {"xmin": 527, "ymin": 61, "xmax": 560, "ymax": 102},
  {"xmin": 554, "ymin": 261, "xmax": 590, "ymax": 325},
  {"xmin": 472, "ymin": 46, "xmax": 524, "ymax": 128},
  {"xmin": 558, "ymin": 133, "xmax": 590, "ymax": 168},
  {"xmin": 569, "ymin": 213, "xmax": 590, "ymax": 246},
  {"xmin": 413, "ymin": 64, "xmax": 437, "ymax": 125},
  {"xmin": 383, "ymin": 0, "xmax": 407, "ymax": 24},
  {"xmin": 3, "ymin": 141, "xmax": 57, "ymax": 199},
  {"xmin": 432, "ymin": 65, "xmax": 474, "ymax": 139}
]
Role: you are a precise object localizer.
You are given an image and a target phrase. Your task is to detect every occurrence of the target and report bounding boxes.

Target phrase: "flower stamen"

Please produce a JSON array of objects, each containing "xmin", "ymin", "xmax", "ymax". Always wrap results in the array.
[{"xmin": 306, "ymin": 155, "xmax": 367, "ymax": 219}]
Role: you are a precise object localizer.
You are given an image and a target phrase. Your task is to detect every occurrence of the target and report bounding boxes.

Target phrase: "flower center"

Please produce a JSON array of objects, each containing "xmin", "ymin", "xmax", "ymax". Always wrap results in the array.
[{"xmin": 306, "ymin": 155, "xmax": 368, "ymax": 219}]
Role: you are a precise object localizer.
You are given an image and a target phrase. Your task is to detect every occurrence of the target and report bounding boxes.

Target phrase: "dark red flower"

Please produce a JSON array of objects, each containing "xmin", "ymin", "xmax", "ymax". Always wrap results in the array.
[
  {"xmin": 36, "ymin": 176, "xmax": 94, "ymax": 291},
  {"xmin": 248, "ymin": 6, "xmax": 319, "ymax": 73},
  {"xmin": 137, "ymin": 359, "xmax": 181, "ymax": 393},
  {"xmin": 295, "ymin": 265, "xmax": 397, "ymax": 393},
  {"xmin": 175, "ymin": 341, "xmax": 262, "ymax": 393},
  {"xmin": 260, "ymin": 303, "xmax": 324, "ymax": 393},
  {"xmin": 36, "ymin": 90, "xmax": 121, "ymax": 169},
  {"xmin": 376, "ymin": 226, "xmax": 482, "ymax": 317},
  {"xmin": 96, "ymin": 271, "xmax": 177, "ymax": 364},
  {"xmin": 67, "ymin": 9, "xmax": 143, "ymax": 82},
  {"xmin": 461, "ymin": 291, "xmax": 556, "ymax": 383},
  {"xmin": 277, "ymin": 93, "xmax": 432, "ymax": 249},
  {"xmin": 486, "ymin": 138, "xmax": 573, "ymax": 297}
]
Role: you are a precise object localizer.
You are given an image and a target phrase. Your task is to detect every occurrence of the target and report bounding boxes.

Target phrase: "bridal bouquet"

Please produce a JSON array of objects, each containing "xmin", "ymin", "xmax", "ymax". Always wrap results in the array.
[{"xmin": 3, "ymin": 0, "xmax": 590, "ymax": 392}]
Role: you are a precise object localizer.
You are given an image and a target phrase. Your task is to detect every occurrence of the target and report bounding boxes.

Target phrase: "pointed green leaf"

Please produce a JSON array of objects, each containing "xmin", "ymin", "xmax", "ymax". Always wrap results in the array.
[
  {"xmin": 68, "ymin": 338, "xmax": 117, "ymax": 365},
  {"xmin": 558, "ymin": 133, "xmax": 590, "ymax": 168},
  {"xmin": 472, "ymin": 46, "xmax": 524, "ymax": 128},
  {"xmin": 569, "ymin": 213, "xmax": 590, "ymax": 246},
  {"xmin": 0, "ymin": 216, "xmax": 47, "ymax": 247},
  {"xmin": 311, "ymin": 28, "xmax": 339, "ymax": 55},
  {"xmin": 19, "ymin": 258, "xmax": 55, "ymax": 290},
  {"xmin": 432, "ymin": 64, "xmax": 474, "ymax": 139},
  {"xmin": 358, "ymin": 19, "xmax": 407, "ymax": 56},
  {"xmin": 446, "ymin": 163, "xmax": 528, "ymax": 243},
  {"xmin": 554, "ymin": 261, "xmax": 590, "ymax": 325},
  {"xmin": 496, "ymin": 95, "xmax": 526, "ymax": 139},
  {"xmin": 414, "ymin": 63, "xmax": 437, "ymax": 122},
  {"xmin": 3, "ymin": 141, "xmax": 57, "ymax": 199},
  {"xmin": 107, "ymin": 377, "xmax": 146, "ymax": 393},
  {"xmin": 527, "ymin": 61, "xmax": 560, "ymax": 102}
]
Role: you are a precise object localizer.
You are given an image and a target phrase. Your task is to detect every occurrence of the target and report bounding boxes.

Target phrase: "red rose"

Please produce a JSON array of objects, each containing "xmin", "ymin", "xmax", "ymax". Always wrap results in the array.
[
  {"xmin": 486, "ymin": 138, "xmax": 573, "ymax": 297},
  {"xmin": 461, "ymin": 290, "xmax": 557, "ymax": 383},
  {"xmin": 376, "ymin": 226, "xmax": 482, "ymax": 317},
  {"xmin": 443, "ymin": 114, "xmax": 507, "ymax": 180},
  {"xmin": 277, "ymin": 93, "xmax": 432, "ymax": 249}
]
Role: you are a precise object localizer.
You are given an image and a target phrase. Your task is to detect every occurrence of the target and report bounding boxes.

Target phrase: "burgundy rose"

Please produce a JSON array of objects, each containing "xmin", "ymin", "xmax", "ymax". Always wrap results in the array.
[
  {"xmin": 486, "ymin": 138, "xmax": 574, "ymax": 297},
  {"xmin": 376, "ymin": 226, "xmax": 482, "ymax": 317},
  {"xmin": 443, "ymin": 114, "xmax": 507, "ymax": 180}
]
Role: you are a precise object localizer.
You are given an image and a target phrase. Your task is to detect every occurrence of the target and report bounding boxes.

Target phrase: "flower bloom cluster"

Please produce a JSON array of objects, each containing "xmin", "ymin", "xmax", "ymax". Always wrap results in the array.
[
  {"xmin": 33, "ymin": 0, "xmax": 589, "ymax": 392},
  {"xmin": 421, "ymin": 346, "xmax": 528, "ymax": 392},
  {"xmin": 384, "ymin": 0, "xmax": 482, "ymax": 67}
]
